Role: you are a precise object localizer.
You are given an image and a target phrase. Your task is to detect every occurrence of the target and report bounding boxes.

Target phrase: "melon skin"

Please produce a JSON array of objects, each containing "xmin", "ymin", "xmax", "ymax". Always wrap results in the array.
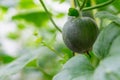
[
  {"xmin": 62, "ymin": 17, "xmax": 99, "ymax": 53},
  {"xmin": 82, "ymin": 11, "xmax": 94, "ymax": 19}
]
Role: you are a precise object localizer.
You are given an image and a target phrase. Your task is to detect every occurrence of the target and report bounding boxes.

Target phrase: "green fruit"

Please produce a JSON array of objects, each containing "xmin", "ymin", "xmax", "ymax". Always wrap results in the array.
[{"xmin": 62, "ymin": 17, "xmax": 99, "ymax": 53}]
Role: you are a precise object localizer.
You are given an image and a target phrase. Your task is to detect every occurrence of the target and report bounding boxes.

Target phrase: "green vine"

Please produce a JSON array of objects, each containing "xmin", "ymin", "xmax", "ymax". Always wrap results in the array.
[
  {"xmin": 39, "ymin": 0, "xmax": 62, "ymax": 32},
  {"xmin": 75, "ymin": 0, "xmax": 81, "ymax": 8},
  {"xmin": 42, "ymin": 42, "xmax": 64, "ymax": 59},
  {"xmin": 83, "ymin": 0, "xmax": 115, "ymax": 11},
  {"xmin": 80, "ymin": 0, "xmax": 87, "ymax": 11}
]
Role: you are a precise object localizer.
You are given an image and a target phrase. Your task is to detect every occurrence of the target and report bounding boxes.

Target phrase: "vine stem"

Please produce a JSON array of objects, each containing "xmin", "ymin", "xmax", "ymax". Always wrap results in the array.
[
  {"xmin": 42, "ymin": 42, "xmax": 64, "ymax": 59},
  {"xmin": 83, "ymin": 0, "xmax": 115, "ymax": 11},
  {"xmin": 39, "ymin": 0, "xmax": 62, "ymax": 32},
  {"xmin": 80, "ymin": 0, "xmax": 87, "ymax": 11},
  {"xmin": 75, "ymin": 0, "xmax": 81, "ymax": 8}
]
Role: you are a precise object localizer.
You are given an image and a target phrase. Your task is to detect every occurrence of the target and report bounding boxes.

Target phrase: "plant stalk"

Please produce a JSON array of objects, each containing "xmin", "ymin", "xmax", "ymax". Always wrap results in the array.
[
  {"xmin": 39, "ymin": 0, "xmax": 62, "ymax": 32},
  {"xmin": 76, "ymin": 0, "xmax": 81, "ymax": 8},
  {"xmin": 42, "ymin": 42, "xmax": 64, "ymax": 59},
  {"xmin": 83, "ymin": 0, "xmax": 115, "ymax": 11},
  {"xmin": 80, "ymin": 0, "xmax": 87, "ymax": 11}
]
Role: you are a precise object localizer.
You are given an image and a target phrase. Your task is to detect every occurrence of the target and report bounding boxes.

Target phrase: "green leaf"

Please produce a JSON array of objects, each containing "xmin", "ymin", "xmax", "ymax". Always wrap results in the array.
[
  {"xmin": 53, "ymin": 22, "xmax": 120, "ymax": 80},
  {"xmin": 37, "ymin": 53, "xmax": 60, "ymax": 76},
  {"xmin": 7, "ymin": 32, "xmax": 20, "ymax": 40},
  {"xmin": 95, "ymin": 11, "xmax": 120, "ymax": 25},
  {"xmin": 53, "ymin": 55, "xmax": 120, "ymax": 80},
  {"xmin": 94, "ymin": 0, "xmax": 119, "ymax": 13},
  {"xmin": 92, "ymin": 22, "xmax": 120, "ymax": 80},
  {"xmin": 94, "ymin": 35, "xmax": 120, "ymax": 80},
  {"xmin": 18, "ymin": 0, "xmax": 37, "ymax": 9},
  {"xmin": 0, "ymin": 51, "xmax": 15, "ymax": 63},
  {"xmin": 68, "ymin": 8, "xmax": 79, "ymax": 17},
  {"xmin": 12, "ymin": 11, "xmax": 49, "ymax": 27},
  {"xmin": 0, "ymin": 48, "xmax": 42, "ymax": 80},
  {"xmin": 112, "ymin": 0, "xmax": 120, "ymax": 12},
  {"xmin": 109, "ymin": 35, "xmax": 120, "ymax": 56},
  {"xmin": 17, "ymin": 23, "xmax": 26, "ymax": 30},
  {"xmin": 53, "ymin": 54, "xmax": 94, "ymax": 80},
  {"xmin": 53, "ymin": 49, "xmax": 120, "ymax": 80},
  {"xmin": 53, "ymin": 0, "xmax": 65, "ymax": 3},
  {"xmin": 94, "ymin": 56, "xmax": 120, "ymax": 80},
  {"xmin": 54, "ymin": 47, "xmax": 120, "ymax": 80},
  {"xmin": 93, "ymin": 22, "xmax": 120, "ymax": 59},
  {"xmin": 59, "ymin": 0, "xmax": 66, "ymax": 3}
]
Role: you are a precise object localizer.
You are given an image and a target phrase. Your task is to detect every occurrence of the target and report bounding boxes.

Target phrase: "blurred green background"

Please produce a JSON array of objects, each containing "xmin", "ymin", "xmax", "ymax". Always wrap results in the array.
[
  {"xmin": 0, "ymin": 0, "xmax": 72, "ymax": 80},
  {"xmin": 0, "ymin": 0, "xmax": 120, "ymax": 80}
]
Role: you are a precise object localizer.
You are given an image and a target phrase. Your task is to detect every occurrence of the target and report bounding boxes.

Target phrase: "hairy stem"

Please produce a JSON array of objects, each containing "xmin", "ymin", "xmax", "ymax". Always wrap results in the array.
[
  {"xmin": 39, "ymin": 0, "xmax": 62, "ymax": 32},
  {"xmin": 83, "ymin": 0, "xmax": 115, "ymax": 11}
]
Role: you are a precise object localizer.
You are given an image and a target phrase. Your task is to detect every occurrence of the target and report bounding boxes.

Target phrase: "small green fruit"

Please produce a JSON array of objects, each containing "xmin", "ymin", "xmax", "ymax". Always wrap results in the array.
[{"xmin": 62, "ymin": 17, "xmax": 99, "ymax": 53}]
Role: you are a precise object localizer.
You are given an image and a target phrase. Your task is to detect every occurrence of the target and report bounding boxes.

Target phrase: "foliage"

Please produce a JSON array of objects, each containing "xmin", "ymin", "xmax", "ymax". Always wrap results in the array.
[
  {"xmin": 12, "ymin": 11, "xmax": 49, "ymax": 27},
  {"xmin": 0, "ymin": 0, "xmax": 120, "ymax": 80},
  {"xmin": 54, "ymin": 22, "xmax": 120, "ymax": 80}
]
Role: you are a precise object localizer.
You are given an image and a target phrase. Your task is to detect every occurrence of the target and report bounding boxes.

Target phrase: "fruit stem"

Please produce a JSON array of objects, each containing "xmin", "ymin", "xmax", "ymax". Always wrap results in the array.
[
  {"xmin": 86, "ymin": 51, "xmax": 91, "ymax": 58},
  {"xmin": 39, "ymin": 0, "xmax": 62, "ymax": 33},
  {"xmin": 83, "ymin": 0, "xmax": 115, "ymax": 11}
]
